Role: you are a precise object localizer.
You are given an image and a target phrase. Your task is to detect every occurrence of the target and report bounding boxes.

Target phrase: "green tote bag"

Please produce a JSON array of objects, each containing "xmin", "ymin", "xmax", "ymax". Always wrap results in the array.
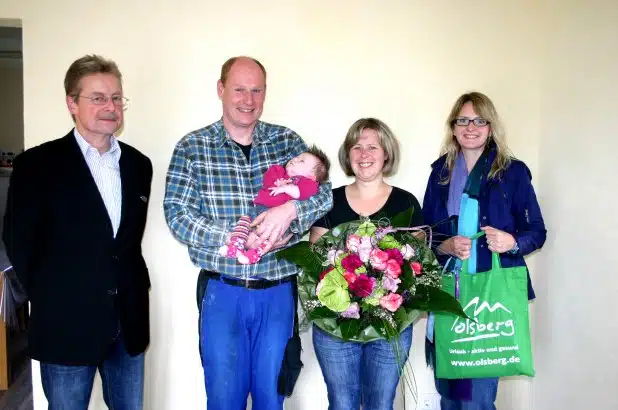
[{"xmin": 434, "ymin": 251, "xmax": 534, "ymax": 379}]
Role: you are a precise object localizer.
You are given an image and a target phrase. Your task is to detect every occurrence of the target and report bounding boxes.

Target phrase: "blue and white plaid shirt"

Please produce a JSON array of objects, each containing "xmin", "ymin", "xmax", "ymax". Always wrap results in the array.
[{"xmin": 164, "ymin": 119, "xmax": 333, "ymax": 280}]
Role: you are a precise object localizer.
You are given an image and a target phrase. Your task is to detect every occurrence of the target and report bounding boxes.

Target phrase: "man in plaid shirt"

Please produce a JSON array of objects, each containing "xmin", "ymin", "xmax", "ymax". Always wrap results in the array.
[{"xmin": 164, "ymin": 56, "xmax": 332, "ymax": 409}]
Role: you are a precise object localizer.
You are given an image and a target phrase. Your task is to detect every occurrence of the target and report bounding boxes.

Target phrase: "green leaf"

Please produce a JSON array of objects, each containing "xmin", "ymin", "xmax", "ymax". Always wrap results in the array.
[
  {"xmin": 334, "ymin": 253, "xmax": 348, "ymax": 271},
  {"xmin": 276, "ymin": 241, "xmax": 323, "ymax": 274},
  {"xmin": 368, "ymin": 317, "xmax": 390, "ymax": 339},
  {"xmin": 399, "ymin": 262, "xmax": 415, "ymax": 290},
  {"xmin": 391, "ymin": 207, "xmax": 414, "ymax": 228},
  {"xmin": 363, "ymin": 288, "xmax": 385, "ymax": 306},
  {"xmin": 308, "ymin": 306, "xmax": 338, "ymax": 320},
  {"xmin": 361, "ymin": 301, "xmax": 374, "ymax": 312},
  {"xmin": 394, "ymin": 306, "xmax": 409, "ymax": 325},
  {"xmin": 406, "ymin": 285, "xmax": 469, "ymax": 319},
  {"xmin": 340, "ymin": 319, "xmax": 361, "ymax": 340},
  {"xmin": 323, "ymin": 269, "xmax": 348, "ymax": 288},
  {"xmin": 356, "ymin": 220, "xmax": 377, "ymax": 237},
  {"xmin": 378, "ymin": 235, "xmax": 400, "ymax": 249},
  {"xmin": 318, "ymin": 286, "xmax": 350, "ymax": 312},
  {"xmin": 317, "ymin": 270, "xmax": 350, "ymax": 312}
]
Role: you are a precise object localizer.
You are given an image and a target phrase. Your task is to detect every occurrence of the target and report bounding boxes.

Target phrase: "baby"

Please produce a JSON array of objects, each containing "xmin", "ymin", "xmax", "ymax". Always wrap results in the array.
[{"xmin": 220, "ymin": 145, "xmax": 330, "ymax": 264}]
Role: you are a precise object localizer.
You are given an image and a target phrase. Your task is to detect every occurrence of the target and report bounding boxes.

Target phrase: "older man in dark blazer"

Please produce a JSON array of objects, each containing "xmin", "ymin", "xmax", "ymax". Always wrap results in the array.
[{"xmin": 2, "ymin": 55, "xmax": 153, "ymax": 410}]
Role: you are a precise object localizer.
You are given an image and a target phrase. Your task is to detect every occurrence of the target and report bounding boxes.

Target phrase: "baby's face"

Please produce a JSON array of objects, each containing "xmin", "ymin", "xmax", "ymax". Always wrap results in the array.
[{"xmin": 286, "ymin": 153, "xmax": 319, "ymax": 179}]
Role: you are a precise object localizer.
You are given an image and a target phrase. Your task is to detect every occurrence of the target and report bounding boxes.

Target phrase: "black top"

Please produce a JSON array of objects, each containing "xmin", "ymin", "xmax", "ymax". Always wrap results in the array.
[
  {"xmin": 314, "ymin": 185, "xmax": 423, "ymax": 229},
  {"xmin": 233, "ymin": 140, "xmax": 252, "ymax": 161}
]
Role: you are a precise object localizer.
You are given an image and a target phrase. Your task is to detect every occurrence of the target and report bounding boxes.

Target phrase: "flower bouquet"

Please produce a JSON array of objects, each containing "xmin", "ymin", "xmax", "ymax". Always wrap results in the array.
[{"xmin": 277, "ymin": 208, "xmax": 466, "ymax": 342}]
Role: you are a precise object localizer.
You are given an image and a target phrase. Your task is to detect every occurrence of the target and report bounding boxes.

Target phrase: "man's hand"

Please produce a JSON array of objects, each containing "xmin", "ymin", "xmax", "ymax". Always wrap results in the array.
[
  {"xmin": 249, "ymin": 202, "xmax": 297, "ymax": 254},
  {"xmin": 245, "ymin": 231, "xmax": 294, "ymax": 253}
]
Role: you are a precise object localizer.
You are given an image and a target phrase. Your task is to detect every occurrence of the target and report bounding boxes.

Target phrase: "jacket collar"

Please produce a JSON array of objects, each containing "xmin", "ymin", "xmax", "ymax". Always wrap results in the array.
[{"xmin": 431, "ymin": 141, "xmax": 498, "ymax": 200}]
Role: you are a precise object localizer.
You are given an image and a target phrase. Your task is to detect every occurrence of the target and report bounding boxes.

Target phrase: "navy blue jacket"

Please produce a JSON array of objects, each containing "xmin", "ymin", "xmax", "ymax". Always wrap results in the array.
[{"xmin": 422, "ymin": 147, "xmax": 546, "ymax": 299}]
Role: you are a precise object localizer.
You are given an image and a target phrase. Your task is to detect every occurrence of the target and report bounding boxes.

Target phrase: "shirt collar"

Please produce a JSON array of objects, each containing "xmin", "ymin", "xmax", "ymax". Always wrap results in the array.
[
  {"xmin": 215, "ymin": 119, "xmax": 268, "ymax": 148},
  {"xmin": 73, "ymin": 128, "xmax": 121, "ymax": 159}
]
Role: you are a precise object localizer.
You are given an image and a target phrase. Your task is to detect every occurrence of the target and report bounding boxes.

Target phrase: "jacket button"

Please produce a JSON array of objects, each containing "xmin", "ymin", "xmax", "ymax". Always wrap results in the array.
[
  {"xmin": 480, "ymin": 244, "xmax": 485, "ymax": 248},
  {"xmin": 112, "ymin": 255, "xmax": 119, "ymax": 261},
  {"xmin": 108, "ymin": 288, "xmax": 118, "ymax": 295},
  {"xmin": 482, "ymin": 216, "xmax": 487, "ymax": 220}
]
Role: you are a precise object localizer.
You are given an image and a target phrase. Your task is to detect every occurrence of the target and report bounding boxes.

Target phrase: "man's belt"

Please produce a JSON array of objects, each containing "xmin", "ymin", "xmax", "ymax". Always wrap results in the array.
[{"xmin": 200, "ymin": 269, "xmax": 294, "ymax": 290}]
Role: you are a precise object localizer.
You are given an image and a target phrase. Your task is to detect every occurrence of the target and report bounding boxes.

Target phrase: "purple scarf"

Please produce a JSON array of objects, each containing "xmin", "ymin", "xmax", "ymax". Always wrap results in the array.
[{"xmin": 447, "ymin": 152, "xmax": 468, "ymax": 218}]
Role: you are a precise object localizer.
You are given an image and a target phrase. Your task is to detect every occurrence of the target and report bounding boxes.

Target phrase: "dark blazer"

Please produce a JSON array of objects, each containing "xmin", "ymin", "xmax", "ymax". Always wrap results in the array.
[
  {"xmin": 2, "ymin": 130, "xmax": 153, "ymax": 365},
  {"xmin": 422, "ymin": 144, "xmax": 546, "ymax": 299}
]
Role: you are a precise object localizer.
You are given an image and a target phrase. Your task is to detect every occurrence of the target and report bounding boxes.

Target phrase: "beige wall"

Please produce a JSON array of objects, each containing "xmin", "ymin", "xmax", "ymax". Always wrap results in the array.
[
  {"xmin": 0, "ymin": 0, "xmax": 615, "ymax": 408},
  {"xmin": 533, "ymin": 1, "xmax": 618, "ymax": 409},
  {"xmin": 0, "ymin": 58, "xmax": 24, "ymax": 153}
]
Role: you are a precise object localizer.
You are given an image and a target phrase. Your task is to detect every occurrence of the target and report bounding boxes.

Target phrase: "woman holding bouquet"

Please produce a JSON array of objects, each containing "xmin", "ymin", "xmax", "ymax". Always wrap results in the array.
[
  {"xmin": 423, "ymin": 92, "xmax": 546, "ymax": 409},
  {"xmin": 310, "ymin": 118, "xmax": 423, "ymax": 410}
]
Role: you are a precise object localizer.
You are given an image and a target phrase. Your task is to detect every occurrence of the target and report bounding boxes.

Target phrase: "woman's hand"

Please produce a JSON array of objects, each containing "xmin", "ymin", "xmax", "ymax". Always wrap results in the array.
[
  {"xmin": 439, "ymin": 236, "xmax": 472, "ymax": 260},
  {"xmin": 481, "ymin": 226, "xmax": 516, "ymax": 253}
]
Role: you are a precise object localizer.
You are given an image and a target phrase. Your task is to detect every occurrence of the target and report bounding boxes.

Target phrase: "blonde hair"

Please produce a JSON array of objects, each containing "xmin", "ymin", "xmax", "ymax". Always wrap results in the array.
[
  {"xmin": 338, "ymin": 118, "xmax": 400, "ymax": 177},
  {"xmin": 440, "ymin": 92, "xmax": 512, "ymax": 184}
]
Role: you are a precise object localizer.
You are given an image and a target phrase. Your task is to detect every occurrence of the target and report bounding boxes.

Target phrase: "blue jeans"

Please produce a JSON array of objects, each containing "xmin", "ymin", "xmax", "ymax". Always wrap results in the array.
[
  {"xmin": 437, "ymin": 378, "xmax": 498, "ymax": 410},
  {"xmin": 312, "ymin": 324, "xmax": 413, "ymax": 410},
  {"xmin": 199, "ymin": 279, "xmax": 294, "ymax": 410},
  {"xmin": 40, "ymin": 336, "xmax": 144, "ymax": 410},
  {"xmin": 426, "ymin": 338, "xmax": 498, "ymax": 409}
]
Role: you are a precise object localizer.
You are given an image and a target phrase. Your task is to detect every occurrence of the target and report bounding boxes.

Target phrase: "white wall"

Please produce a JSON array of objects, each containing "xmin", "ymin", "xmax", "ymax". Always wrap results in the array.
[
  {"xmin": 533, "ymin": 1, "xmax": 618, "ymax": 409},
  {"xmin": 3, "ymin": 0, "xmax": 615, "ymax": 409}
]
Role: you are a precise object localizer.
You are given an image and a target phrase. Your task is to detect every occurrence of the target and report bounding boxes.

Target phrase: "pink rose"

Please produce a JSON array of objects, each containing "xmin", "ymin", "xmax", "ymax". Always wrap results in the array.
[
  {"xmin": 400, "ymin": 244, "xmax": 416, "ymax": 260},
  {"xmin": 380, "ymin": 293, "xmax": 403, "ymax": 312},
  {"xmin": 348, "ymin": 274, "xmax": 375, "ymax": 298},
  {"xmin": 328, "ymin": 249, "xmax": 345, "ymax": 265},
  {"xmin": 385, "ymin": 248, "xmax": 403, "ymax": 266},
  {"xmin": 343, "ymin": 270, "xmax": 358, "ymax": 284},
  {"xmin": 341, "ymin": 254, "xmax": 363, "ymax": 271},
  {"xmin": 319, "ymin": 266, "xmax": 334, "ymax": 281},
  {"xmin": 384, "ymin": 259, "xmax": 402, "ymax": 279},
  {"xmin": 410, "ymin": 261, "xmax": 423, "ymax": 276},
  {"xmin": 341, "ymin": 302, "xmax": 360, "ymax": 319},
  {"xmin": 382, "ymin": 276, "xmax": 401, "ymax": 293},
  {"xmin": 358, "ymin": 236, "xmax": 373, "ymax": 263},
  {"xmin": 346, "ymin": 234, "xmax": 362, "ymax": 253},
  {"xmin": 369, "ymin": 249, "xmax": 389, "ymax": 271}
]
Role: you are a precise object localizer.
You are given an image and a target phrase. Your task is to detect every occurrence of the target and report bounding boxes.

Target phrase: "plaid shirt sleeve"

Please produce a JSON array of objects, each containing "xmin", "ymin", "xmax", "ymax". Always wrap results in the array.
[
  {"xmin": 164, "ymin": 139, "xmax": 230, "ymax": 248},
  {"xmin": 164, "ymin": 121, "xmax": 332, "ymax": 280},
  {"xmin": 285, "ymin": 133, "xmax": 333, "ymax": 234}
]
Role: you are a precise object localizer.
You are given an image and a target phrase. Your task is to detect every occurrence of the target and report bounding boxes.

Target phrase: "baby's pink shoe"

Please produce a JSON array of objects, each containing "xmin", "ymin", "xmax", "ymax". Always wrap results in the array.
[
  {"xmin": 238, "ymin": 248, "xmax": 262, "ymax": 265},
  {"xmin": 219, "ymin": 244, "xmax": 241, "ymax": 258}
]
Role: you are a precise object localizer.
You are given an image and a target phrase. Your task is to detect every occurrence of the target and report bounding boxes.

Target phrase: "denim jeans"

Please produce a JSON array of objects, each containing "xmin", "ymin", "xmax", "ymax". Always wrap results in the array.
[
  {"xmin": 426, "ymin": 338, "xmax": 498, "ymax": 409},
  {"xmin": 199, "ymin": 279, "xmax": 294, "ymax": 410},
  {"xmin": 312, "ymin": 324, "xmax": 413, "ymax": 410},
  {"xmin": 437, "ymin": 378, "xmax": 499, "ymax": 410},
  {"xmin": 40, "ymin": 335, "xmax": 144, "ymax": 410}
]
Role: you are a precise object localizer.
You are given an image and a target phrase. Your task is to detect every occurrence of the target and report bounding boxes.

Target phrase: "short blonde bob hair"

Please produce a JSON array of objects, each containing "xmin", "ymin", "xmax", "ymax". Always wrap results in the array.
[{"xmin": 338, "ymin": 118, "xmax": 400, "ymax": 177}]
